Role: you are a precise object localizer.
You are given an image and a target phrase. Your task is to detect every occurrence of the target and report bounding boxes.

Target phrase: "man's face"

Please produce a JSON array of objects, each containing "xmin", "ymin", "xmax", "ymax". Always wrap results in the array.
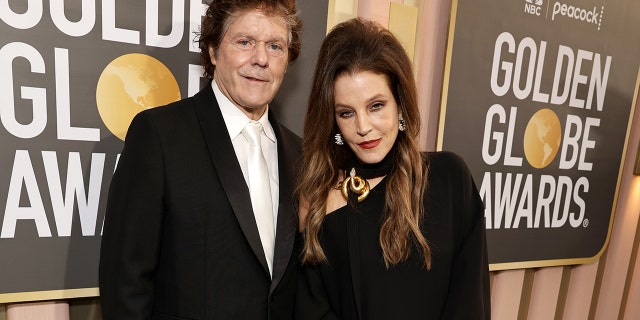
[{"xmin": 210, "ymin": 9, "xmax": 289, "ymax": 120}]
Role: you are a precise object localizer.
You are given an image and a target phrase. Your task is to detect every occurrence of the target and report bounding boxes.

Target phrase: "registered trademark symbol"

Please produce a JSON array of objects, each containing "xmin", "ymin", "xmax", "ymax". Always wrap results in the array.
[{"xmin": 583, "ymin": 219, "xmax": 589, "ymax": 228}]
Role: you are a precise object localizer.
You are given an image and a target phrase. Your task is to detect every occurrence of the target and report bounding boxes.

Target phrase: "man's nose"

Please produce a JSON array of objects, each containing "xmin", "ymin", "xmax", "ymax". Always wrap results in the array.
[{"xmin": 252, "ymin": 42, "xmax": 269, "ymax": 67}]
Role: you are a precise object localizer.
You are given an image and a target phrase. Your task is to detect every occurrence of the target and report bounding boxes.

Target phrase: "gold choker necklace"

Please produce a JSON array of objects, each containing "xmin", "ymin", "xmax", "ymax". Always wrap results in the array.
[{"xmin": 338, "ymin": 168, "xmax": 370, "ymax": 203}]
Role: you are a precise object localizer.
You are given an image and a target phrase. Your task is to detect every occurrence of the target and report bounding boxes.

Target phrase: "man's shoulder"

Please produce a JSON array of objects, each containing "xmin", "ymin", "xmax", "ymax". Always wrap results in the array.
[
  {"xmin": 278, "ymin": 123, "xmax": 301, "ymax": 142},
  {"xmin": 275, "ymin": 124, "xmax": 301, "ymax": 153},
  {"xmin": 140, "ymin": 85, "xmax": 213, "ymax": 120},
  {"xmin": 268, "ymin": 111, "xmax": 301, "ymax": 146},
  {"xmin": 151, "ymin": 97, "xmax": 192, "ymax": 114}
]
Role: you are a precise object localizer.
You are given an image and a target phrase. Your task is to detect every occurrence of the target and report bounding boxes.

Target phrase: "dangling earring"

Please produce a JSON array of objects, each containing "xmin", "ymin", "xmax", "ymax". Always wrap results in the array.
[
  {"xmin": 334, "ymin": 133, "xmax": 344, "ymax": 145},
  {"xmin": 399, "ymin": 114, "xmax": 407, "ymax": 132}
]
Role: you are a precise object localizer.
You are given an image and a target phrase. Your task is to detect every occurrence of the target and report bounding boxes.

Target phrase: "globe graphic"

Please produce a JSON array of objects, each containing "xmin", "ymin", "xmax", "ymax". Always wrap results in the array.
[
  {"xmin": 96, "ymin": 53, "xmax": 181, "ymax": 140},
  {"xmin": 523, "ymin": 108, "xmax": 562, "ymax": 169}
]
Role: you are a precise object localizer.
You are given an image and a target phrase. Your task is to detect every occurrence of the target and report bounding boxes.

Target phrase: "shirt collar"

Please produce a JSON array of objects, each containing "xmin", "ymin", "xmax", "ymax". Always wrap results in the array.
[{"xmin": 212, "ymin": 80, "xmax": 276, "ymax": 143}]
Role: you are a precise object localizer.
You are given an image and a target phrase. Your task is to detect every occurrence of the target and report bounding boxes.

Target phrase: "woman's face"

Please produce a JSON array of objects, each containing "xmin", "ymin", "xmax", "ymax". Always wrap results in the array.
[{"xmin": 334, "ymin": 70, "xmax": 400, "ymax": 164}]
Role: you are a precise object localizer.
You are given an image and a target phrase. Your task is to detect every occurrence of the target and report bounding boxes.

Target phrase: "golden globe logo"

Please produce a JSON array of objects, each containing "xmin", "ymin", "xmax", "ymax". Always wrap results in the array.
[
  {"xmin": 96, "ymin": 54, "xmax": 181, "ymax": 141},
  {"xmin": 523, "ymin": 108, "xmax": 561, "ymax": 169}
]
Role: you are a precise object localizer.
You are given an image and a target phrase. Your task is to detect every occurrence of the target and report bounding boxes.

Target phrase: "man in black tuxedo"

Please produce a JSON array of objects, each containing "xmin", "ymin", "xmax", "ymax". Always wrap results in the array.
[{"xmin": 99, "ymin": 0, "xmax": 303, "ymax": 319}]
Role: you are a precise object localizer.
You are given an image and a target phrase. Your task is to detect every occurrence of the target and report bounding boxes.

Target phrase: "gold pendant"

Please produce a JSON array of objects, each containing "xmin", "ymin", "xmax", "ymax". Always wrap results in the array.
[{"xmin": 339, "ymin": 168, "xmax": 370, "ymax": 203}]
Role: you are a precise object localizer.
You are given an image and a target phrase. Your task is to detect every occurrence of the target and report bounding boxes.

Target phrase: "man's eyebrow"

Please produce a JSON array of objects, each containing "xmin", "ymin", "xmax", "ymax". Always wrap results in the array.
[{"xmin": 229, "ymin": 32, "xmax": 287, "ymax": 43}]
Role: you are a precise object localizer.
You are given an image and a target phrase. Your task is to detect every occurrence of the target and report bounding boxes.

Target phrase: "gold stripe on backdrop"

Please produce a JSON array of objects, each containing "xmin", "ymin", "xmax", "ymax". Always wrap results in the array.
[
  {"xmin": 327, "ymin": 0, "xmax": 358, "ymax": 33},
  {"xmin": 0, "ymin": 288, "xmax": 99, "ymax": 304},
  {"xmin": 388, "ymin": 3, "xmax": 418, "ymax": 63}
]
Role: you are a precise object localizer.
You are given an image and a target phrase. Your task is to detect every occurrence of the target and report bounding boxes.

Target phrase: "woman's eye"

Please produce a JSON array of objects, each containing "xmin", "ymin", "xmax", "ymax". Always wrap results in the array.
[
  {"xmin": 371, "ymin": 102, "xmax": 385, "ymax": 111},
  {"xmin": 338, "ymin": 110, "xmax": 354, "ymax": 118}
]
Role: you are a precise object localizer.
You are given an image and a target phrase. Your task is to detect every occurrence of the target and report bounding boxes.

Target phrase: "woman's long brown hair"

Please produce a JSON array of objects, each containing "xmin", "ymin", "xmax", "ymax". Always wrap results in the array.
[{"xmin": 296, "ymin": 18, "xmax": 431, "ymax": 268}]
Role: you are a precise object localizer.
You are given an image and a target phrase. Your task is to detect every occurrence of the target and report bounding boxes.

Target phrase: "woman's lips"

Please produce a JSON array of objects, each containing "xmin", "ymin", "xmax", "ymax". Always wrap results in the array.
[{"xmin": 358, "ymin": 139, "xmax": 381, "ymax": 149}]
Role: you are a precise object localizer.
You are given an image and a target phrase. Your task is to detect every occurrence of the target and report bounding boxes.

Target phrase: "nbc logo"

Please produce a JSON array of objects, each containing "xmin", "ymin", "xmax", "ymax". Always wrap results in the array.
[
  {"xmin": 524, "ymin": 0, "xmax": 604, "ymax": 31},
  {"xmin": 525, "ymin": 0, "xmax": 543, "ymax": 16}
]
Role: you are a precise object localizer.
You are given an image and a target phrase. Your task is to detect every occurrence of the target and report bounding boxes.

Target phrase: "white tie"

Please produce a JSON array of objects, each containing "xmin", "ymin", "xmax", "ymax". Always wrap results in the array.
[{"xmin": 242, "ymin": 121, "xmax": 275, "ymax": 276}]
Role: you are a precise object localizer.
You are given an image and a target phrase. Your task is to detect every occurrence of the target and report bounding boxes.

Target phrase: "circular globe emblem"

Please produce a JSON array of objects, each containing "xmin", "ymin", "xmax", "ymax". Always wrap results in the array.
[
  {"xmin": 523, "ymin": 108, "xmax": 562, "ymax": 169},
  {"xmin": 96, "ymin": 53, "xmax": 181, "ymax": 140}
]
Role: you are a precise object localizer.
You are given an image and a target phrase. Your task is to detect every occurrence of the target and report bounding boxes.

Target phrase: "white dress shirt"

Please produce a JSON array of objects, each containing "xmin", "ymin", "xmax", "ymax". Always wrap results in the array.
[{"xmin": 212, "ymin": 80, "xmax": 280, "ymax": 231}]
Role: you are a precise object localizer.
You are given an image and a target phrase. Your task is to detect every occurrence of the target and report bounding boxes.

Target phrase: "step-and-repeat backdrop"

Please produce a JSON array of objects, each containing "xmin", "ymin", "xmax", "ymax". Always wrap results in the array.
[
  {"xmin": 440, "ymin": 0, "xmax": 640, "ymax": 270},
  {"xmin": 0, "ymin": 0, "xmax": 327, "ymax": 302},
  {"xmin": 3, "ymin": 0, "xmax": 640, "ymax": 303}
]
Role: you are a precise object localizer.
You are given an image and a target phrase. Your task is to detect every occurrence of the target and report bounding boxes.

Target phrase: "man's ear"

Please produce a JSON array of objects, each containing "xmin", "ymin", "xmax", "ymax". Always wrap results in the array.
[{"xmin": 208, "ymin": 45, "xmax": 217, "ymax": 65}]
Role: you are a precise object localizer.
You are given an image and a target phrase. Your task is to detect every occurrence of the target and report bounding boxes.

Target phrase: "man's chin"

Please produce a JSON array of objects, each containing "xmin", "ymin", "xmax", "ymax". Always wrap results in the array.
[
  {"xmin": 234, "ymin": 102, "xmax": 269, "ymax": 118},
  {"xmin": 240, "ymin": 96, "xmax": 275, "ymax": 109}
]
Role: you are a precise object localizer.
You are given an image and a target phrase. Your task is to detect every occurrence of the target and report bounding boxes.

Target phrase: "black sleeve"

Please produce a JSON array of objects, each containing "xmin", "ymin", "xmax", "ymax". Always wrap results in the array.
[
  {"xmin": 295, "ymin": 262, "xmax": 340, "ymax": 320},
  {"xmin": 439, "ymin": 152, "xmax": 491, "ymax": 319},
  {"xmin": 99, "ymin": 111, "xmax": 165, "ymax": 319}
]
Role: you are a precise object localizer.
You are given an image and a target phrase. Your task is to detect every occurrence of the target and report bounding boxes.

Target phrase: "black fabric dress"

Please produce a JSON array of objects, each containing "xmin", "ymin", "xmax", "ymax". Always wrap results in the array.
[{"xmin": 296, "ymin": 151, "xmax": 491, "ymax": 320}]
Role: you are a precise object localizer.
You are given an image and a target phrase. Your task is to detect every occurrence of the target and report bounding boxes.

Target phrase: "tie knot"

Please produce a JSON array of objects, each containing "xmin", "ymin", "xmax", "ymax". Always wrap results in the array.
[{"xmin": 243, "ymin": 121, "xmax": 263, "ymax": 146}]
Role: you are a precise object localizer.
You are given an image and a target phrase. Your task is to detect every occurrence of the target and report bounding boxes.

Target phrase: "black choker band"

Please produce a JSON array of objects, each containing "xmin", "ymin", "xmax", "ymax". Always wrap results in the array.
[{"xmin": 345, "ymin": 150, "xmax": 395, "ymax": 179}]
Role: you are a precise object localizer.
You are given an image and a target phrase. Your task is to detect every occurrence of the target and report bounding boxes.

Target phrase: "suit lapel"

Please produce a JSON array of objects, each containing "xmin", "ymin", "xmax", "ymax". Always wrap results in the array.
[
  {"xmin": 269, "ymin": 111, "xmax": 298, "ymax": 293},
  {"xmin": 192, "ymin": 85, "xmax": 271, "ymax": 276}
]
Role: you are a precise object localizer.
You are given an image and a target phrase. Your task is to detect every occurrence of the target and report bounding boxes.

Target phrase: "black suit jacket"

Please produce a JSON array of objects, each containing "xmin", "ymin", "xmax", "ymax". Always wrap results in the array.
[{"xmin": 99, "ymin": 83, "xmax": 301, "ymax": 319}]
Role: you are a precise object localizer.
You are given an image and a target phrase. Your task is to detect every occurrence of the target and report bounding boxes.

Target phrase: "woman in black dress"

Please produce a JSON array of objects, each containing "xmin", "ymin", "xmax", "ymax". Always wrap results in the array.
[{"xmin": 295, "ymin": 18, "xmax": 491, "ymax": 319}]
